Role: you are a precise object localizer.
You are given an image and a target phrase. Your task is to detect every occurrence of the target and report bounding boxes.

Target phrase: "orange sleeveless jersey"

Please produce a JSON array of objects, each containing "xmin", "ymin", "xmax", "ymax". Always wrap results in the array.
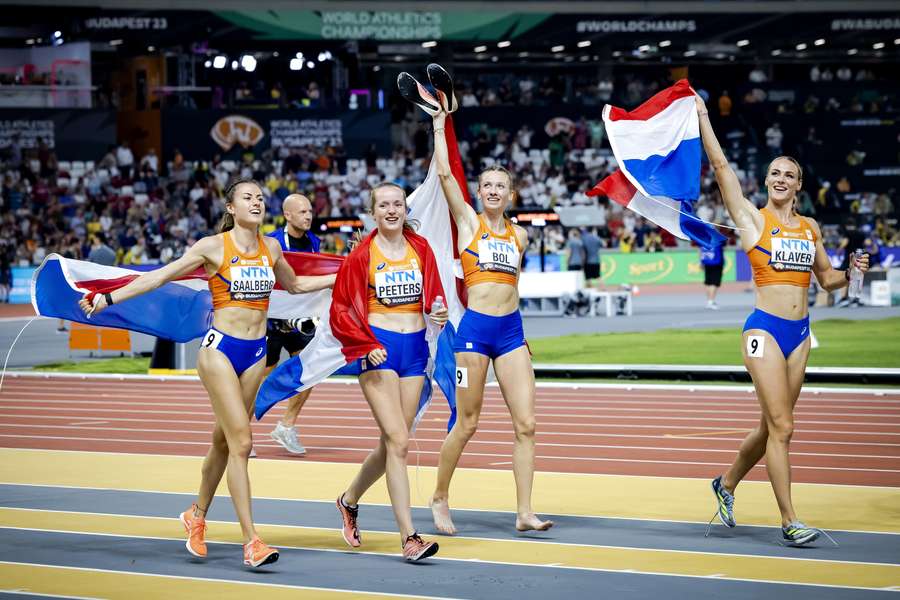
[
  {"xmin": 749, "ymin": 208, "xmax": 818, "ymax": 288},
  {"xmin": 461, "ymin": 215, "xmax": 522, "ymax": 288},
  {"xmin": 209, "ymin": 231, "xmax": 277, "ymax": 311},
  {"xmin": 367, "ymin": 240, "xmax": 424, "ymax": 314}
]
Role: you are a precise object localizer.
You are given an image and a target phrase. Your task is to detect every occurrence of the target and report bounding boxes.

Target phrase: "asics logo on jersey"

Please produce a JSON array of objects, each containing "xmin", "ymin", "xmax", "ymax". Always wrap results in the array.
[
  {"xmin": 376, "ymin": 262, "xmax": 386, "ymax": 270},
  {"xmin": 231, "ymin": 256, "xmax": 239, "ymax": 264},
  {"xmin": 771, "ymin": 227, "xmax": 780, "ymax": 235}
]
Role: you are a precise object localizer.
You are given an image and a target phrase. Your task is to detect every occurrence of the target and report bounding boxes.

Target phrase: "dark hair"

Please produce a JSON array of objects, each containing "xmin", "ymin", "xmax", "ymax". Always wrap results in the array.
[
  {"xmin": 368, "ymin": 182, "xmax": 417, "ymax": 232},
  {"xmin": 218, "ymin": 177, "xmax": 262, "ymax": 233}
]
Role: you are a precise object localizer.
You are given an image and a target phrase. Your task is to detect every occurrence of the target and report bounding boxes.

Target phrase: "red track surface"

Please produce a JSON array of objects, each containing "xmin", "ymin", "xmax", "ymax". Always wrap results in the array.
[{"xmin": 1, "ymin": 376, "xmax": 898, "ymax": 487}]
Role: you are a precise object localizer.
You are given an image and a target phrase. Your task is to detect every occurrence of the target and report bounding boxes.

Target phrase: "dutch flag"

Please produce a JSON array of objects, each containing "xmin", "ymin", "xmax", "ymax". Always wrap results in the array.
[{"xmin": 590, "ymin": 79, "xmax": 726, "ymax": 250}]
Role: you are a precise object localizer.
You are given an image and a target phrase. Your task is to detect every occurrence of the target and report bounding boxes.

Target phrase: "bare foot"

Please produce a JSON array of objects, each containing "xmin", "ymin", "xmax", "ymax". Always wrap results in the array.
[
  {"xmin": 516, "ymin": 513, "xmax": 554, "ymax": 532},
  {"xmin": 430, "ymin": 498, "xmax": 457, "ymax": 535}
]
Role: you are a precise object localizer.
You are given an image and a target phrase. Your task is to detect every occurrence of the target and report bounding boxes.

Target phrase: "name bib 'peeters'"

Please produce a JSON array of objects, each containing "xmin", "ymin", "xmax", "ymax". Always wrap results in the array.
[
  {"xmin": 477, "ymin": 236, "xmax": 520, "ymax": 275},
  {"xmin": 374, "ymin": 267, "xmax": 423, "ymax": 306},
  {"xmin": 228, "ymin": 264, "xmax": 276, "ymax": 301},
  {"xmin": 769, "ymin": 237, "xmax": 815, "ymax": 272}
]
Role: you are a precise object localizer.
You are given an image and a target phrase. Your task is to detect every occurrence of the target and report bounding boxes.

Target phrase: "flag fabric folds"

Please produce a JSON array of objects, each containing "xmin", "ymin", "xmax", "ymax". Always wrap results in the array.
[
  {"xmin": 590, "ymin": 79, "xmax": 726, "ymax": 250},
  {"xmin": 31, "ymin": 251, "xmax": 343, "ymax": 343}
]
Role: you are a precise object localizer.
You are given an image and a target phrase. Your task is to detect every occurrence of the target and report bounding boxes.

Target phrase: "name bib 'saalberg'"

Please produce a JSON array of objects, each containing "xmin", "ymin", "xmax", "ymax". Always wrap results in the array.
[
  {"xmin": 375, "ymin": 269, "xmax": 422, "ymax": 306},
  {"xmin": 770, "ymin": 237, "xmax": 815, "ymax": 272},
  {"xmin": 228, "ymin": 265, "xmax": 275, "ymax": 300},
  {"xmin": 478, "ymin": 238, "xmax": 519, "ymax": 274}
]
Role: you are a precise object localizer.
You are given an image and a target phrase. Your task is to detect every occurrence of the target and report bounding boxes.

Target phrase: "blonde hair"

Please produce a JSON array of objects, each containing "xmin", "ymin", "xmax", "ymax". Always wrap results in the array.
[
  {"xmin": 767, "ymin": 156, "xmax": 804, "ymax": 183},
  {"xmin": 218, "ymin": 177, "xmax": 263, "ymax": 233},
  {"xmin": 368, "ymin": 182, "xmax": 417, "ymax": 232},
  {"xmin": 478, "ymin": 165, "xmax": 516, "ymax": 190}
]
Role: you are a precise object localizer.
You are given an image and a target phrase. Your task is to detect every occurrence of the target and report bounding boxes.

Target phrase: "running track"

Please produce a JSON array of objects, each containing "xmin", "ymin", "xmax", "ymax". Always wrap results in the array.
[{"xmin": 1, "ymin": 374, "xmax": 898, "ymax": 487}]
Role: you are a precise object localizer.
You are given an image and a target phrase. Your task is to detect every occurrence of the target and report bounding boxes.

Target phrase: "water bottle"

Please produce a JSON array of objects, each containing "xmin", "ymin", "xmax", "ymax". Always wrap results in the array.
[
  {"xmin": 431, "ymin": 295, "xmax": 444, "ymax": 313},
  {"xmin": 848, "ymin": 249, "xmax": 864, "ymax": 299}
]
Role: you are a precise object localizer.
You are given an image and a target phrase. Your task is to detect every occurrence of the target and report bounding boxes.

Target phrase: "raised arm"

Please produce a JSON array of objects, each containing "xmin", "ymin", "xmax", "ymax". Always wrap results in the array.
[
  {"xmin": 267, "ymin": 238, "xmax": 337, "ymax": 294},
  {"xmin": 433, "ymin": 110, "xmax": 478, "ymax": 246},
  {"xmin": 696, "ymin": 96, "xmax": 763, "ymax": 249},
  {"xmin": 809, "ymin": 220, "xmax": 870, "ymax": 291},
  {"xmin": 80, "ymin": 236, "xmax": 216, "ymax": 315}
]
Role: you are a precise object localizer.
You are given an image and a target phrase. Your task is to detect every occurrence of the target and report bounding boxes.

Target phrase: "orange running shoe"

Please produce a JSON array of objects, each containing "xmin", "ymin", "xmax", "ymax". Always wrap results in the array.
[
  {"xmin": 243, "ymin": 537, "xmax": 279, "ymax": 567},
  {"xmin": 402, "ymin": 532, "xmax": 438, "ymax": 562},
  {"xmin": 336, "ymin": 494, "xmax": 361, "ymax": 548},
  {"xmin": 179, "ymin": 504, "xmax": 207, "ymax": 558}
]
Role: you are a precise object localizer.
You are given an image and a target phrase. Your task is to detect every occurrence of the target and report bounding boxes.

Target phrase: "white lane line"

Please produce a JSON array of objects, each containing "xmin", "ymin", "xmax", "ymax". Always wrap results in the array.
[
  {"xmin": 0, "ymin": 435, "xmax": 897, "ymax": 473},
  {"xmin": 0, "ymin": 424, "xmax": 895, "ymax": 461},
  {"xmin": 68, "ymin": 421, "xmax": 109, "ymax": 426},
  {"xmin": 3, "ymin": 414, "xmax": 898, "ymax": 449}
]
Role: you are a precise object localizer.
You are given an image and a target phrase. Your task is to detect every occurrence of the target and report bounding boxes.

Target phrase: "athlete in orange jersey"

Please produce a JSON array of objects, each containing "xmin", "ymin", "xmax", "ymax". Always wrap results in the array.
[
  {"xmin": 423, "ymin": 65, "xmax": 552, "ymax": 535},
  {"xmin": 696, "ymin": 95, "xmax": 869, "ymax": 546},
  {"xmin": 81, "ymin": 178, "xmax": 335, "ymax": 566},
  {"xmin": 334, "ymin": 182, "xmax": 447, "ymax": 562}
]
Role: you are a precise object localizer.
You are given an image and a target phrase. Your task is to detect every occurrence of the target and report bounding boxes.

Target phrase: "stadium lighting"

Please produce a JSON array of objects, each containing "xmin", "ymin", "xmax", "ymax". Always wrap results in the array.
[
  {"xmin": 638, "ymin": 44, "xmax": 651, "ymax": 52},
  {"xmin": 518, "ymin": 51, "xmax": 529, "ymax": 57},
  {"xmin": 491, "ymin": 56, "xmax": 499, "ymax": 62},
  {"xmin": 213, "ymin": 55, "xmax": 227, "ymax": 69},
  {"xmin": 240, "ymin": 55, "xmax": 257, "ymax": 72},
  {"xmin": 147, "ymin": 46, "xmax": 155, "ymax": 52},
  {"xmin": 53, "ymin": 31, "xmax": 62, "ymax": 38},
  {"xmin": 771, "ymin": 49, "xmax": 782, "ymax": 56},
  {"xmin": 273, "ymin": 51, "xmax": 279, "ymax": 57},
  {"xmin": 307, "ymin": 61, "xmax": 315, "ymax": 68},
  {"xmin": 295, "ymin": 52, "xmax": 304, "ymax": 58},
  {"xmin": 895, "ymin": 38, "xmax": 900, "ymax": 45},
  {"xmin": 204, "ymin": 60, "xmax": 211, "ymax": 68},
  {"xmin": 421, "ymin": 41, "xmax": 437, "ymax": 48},
  {"xmin": 579, "ymin": 55, "xmax": 590, "ymax": 61},
  {"xmin": 109, "ymin": 39, "xmax": 123, "ymax": 46},
  {"xmin": 796, "ymin": 43, "xmax": 807, "ymax": 51},
  {"xmin": 231, "ymin": 60, "xmax": 239, "ymax": 70},
  {"xmin": 289, "ymin": 58, "xmax": 303, "ymax": 70},
  {"xmin": 551, "ymin": 45, "xmax": 564, "ymax": 53},
  {"xmin": 577, "ymin": 40, "xmax": 591, "ymax": 48},
  {"xmin": 612, "ymin": 51, "xmax": 622, "ymax": 57},
  {"xmin": 873, "ymin": 42, "xmax": 885, "ymax": 50},
  {"xmin": 474, "ymin": 45, "xmax": 487, "ymax": 53},
  {"xmin": 683, "ymin": 50, "xmax": 697, "ymax": 57},
  {"xmin": 736, "ymin": 39, "xmax": 749, "ymax": 47},
  {"xmin": 318, "ymin": 51, "xmax": 333, "ymax": 61},
  {"xmin": 659, "ymin": 40, "xmax": 671, "ymax": 48},
  {"xmin": 497, "ymin": 40, "xmax": 511, "ymax": 48},
  {"xmin": 847, "ymin": 48, "xmax": 858, "ymax": 55},
  {"xmin": 814, "ymin": 38, "xmax": 825, "ymax": 46},
  {"xmin": 25, "ymin": 38, "xmax": 35, "ymax": 45},
  {"xmin": 373, "ymin": 65, "xmax": 381, "ymax": 72}
]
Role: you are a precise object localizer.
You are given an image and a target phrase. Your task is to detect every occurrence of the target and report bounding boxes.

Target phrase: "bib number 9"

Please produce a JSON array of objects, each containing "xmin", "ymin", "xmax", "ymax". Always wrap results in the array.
[
  {"xmin": 746, "ymin": 335, "xmax": 764, "ymax": 358},
  {"xmin": 456, "ymin": 367, "xmax": 468, "ymax": 388},
  {"xmin": 200, "ymin": 329, "xmax": 224, "ymax": 350}
]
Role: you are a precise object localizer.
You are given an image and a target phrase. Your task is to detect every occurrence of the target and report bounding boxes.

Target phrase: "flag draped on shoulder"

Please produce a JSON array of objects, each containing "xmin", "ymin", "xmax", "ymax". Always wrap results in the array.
[
  {"xmin": 31, "ymin": 250, "xmax": 342, "ymax": 343},
  {"xmin": 589, "ymin": 79, "xmax": 726, "ymax": 250},
  {"xmin": 254, "ymin": 228, "xmax": 446, "ymax": 422},
  {"xmin": 256, "ymin": 115, "xmax": 473, "ymax": 429}
]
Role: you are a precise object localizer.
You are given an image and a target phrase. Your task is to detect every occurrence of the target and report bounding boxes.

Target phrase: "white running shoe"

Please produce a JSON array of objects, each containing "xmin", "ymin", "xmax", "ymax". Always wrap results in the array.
[
  {"xmin": 249, "ymin": 446, "xmax": 257, "ymax": 458},
  {"xmin": 270, "ymin": 422, "xmax": 306, "ymax": 455},
  {"xmin": 706, "ymin": 301, "xmax": 719, "ymax": 310}
]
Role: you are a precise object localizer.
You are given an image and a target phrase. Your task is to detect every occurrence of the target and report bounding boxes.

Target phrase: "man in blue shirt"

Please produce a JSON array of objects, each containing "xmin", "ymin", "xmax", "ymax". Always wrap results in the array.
[
  {"xmin": 700, "ymin": 241, "xmax": 725, "ymax": 310},
  {"xmin": 264, "ymin": 194, "xmax": 321, "ymax": 454}
]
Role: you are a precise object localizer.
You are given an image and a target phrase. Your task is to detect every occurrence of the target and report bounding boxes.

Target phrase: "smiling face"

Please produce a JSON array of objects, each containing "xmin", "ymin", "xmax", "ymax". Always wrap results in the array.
[
  {"xmin": 227, "ymin": 182, "xmax": 265, "ymax": 227},
  {"xmin": 370, "ymin": 184, "xmax": 407, "ymax": 233},
  {"xmin": 478, "ymin": 168, "xmax": 514, "ymax": 215},
  {"xmin": 765, "ymin": 157, "xmax": 803, "ymax": 208}
]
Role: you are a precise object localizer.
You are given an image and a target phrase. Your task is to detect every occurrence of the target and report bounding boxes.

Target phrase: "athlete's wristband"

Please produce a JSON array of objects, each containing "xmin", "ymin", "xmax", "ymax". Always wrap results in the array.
[{"xmin": 105, "ymin": 293, "xmax": 114, "ymax": 306}]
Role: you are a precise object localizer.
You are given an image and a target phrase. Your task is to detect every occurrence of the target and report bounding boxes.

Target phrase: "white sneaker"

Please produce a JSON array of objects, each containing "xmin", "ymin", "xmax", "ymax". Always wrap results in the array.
[
  {"xmin": 706, "ymin": 301, "xmax": 719, "ymax": 310},
  {"xmin": 270, "ymin": 422, "xmax": 306, "ymax": 455},
  {"xmin": 249, "ymin": 446, "xmax": 257, "ymax": 458}
]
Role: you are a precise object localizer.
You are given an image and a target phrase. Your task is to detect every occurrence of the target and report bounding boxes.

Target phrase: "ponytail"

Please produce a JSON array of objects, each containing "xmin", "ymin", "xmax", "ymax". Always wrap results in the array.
[{"xmin": 218, "ymin": 212, "xmax": 235, "ymax": 233}]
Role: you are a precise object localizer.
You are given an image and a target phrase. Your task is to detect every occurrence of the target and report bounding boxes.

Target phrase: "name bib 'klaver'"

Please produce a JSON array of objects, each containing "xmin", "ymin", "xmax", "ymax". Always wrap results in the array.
[
  {"xmin": 228, "ymin": 265, "xmax": 275, "ymax": 301},
  {"xmin": 477, "ymin": 237, "xmax": 519, "ymax": 274},
  {"xmin": 374, "ymin": 268, "xmax": 423, "ymax": 306},
  {"xmin": 769, "ymin": 237, "xmax": 815, "ymax": 273}
]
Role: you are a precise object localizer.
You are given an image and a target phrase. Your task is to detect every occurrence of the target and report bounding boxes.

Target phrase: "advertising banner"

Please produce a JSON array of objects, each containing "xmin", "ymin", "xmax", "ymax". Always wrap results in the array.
[
  {"xmin": 598, "ymin": 250, "xmax": 737, "ymax": 285},
  {"xmin": 0, "ymin": 109, "xmax": 115, "ymax": 160},
  {"xmin": 162, "ymin": 109, "xmax": 391, "ymax": 160},
  {"xmin": 9, "ymin": 267, "xmax": 36, "ymax": 304}
]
